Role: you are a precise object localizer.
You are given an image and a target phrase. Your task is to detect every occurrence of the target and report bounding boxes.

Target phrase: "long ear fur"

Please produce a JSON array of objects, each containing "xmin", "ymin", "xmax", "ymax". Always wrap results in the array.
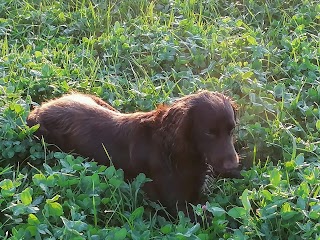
[{"xmin": 159, "ymin": 102, "xmax": 192, "ymax": 158}]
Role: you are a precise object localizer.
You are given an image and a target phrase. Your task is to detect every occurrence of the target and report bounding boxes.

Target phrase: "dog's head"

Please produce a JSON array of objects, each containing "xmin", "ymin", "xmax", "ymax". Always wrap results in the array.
[{"xmin": 169, "ymin": 91, "xmax": 241, "ymax": 177}]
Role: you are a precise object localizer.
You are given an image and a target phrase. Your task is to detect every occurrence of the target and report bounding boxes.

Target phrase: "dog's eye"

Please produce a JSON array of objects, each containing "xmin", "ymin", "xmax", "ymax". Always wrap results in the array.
[{"xmin": 206, "ymin": 129, "xmax": 218, "ymax": 137}]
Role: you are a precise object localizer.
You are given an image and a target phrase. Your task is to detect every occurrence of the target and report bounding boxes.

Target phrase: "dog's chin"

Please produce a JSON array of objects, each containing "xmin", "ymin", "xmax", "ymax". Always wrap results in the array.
[
  {"xmin": 208, "ymin": 165, "xmax": 243, "ymax": 179},
  {"xmin": 217, "ymin": 169, "xmax": 243, "ymax": 179}
]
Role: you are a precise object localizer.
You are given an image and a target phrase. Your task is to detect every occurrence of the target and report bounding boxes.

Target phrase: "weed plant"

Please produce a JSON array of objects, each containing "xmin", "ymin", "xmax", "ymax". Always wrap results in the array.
[{"xmin": 0, "ymin": 0, "xmax": 319, "ymax": 239}]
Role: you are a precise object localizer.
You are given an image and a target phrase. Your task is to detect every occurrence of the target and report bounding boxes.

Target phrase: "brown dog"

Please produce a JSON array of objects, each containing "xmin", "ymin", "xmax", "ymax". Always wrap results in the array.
[{"xmin": 27, "ymin": 91, "xmax": 240, "ymax": 216}]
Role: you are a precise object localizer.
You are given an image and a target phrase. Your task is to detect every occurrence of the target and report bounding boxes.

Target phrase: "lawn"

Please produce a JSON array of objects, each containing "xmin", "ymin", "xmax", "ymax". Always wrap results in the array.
[{"xmin": 0, "ymin": 0, "xmax": 320, "ymax": 239}]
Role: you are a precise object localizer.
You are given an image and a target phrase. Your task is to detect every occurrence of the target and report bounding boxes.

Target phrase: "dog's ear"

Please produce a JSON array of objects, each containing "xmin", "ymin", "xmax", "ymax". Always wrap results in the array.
[{"xmin": 161, "ymin": 103, "xmax": 193, "ymax": 154}]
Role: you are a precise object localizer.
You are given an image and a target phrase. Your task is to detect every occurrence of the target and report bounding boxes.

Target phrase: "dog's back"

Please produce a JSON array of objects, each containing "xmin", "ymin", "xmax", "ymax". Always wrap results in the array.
[{"xmin": 27, "ymin": 94, "xmax": 115, "ymax": 156}]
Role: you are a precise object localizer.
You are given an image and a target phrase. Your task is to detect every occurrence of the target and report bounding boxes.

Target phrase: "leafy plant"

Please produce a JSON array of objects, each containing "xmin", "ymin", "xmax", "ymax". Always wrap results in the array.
[{"xmin": 1, "ymin": 0, "xmax": 319, "ymax": 238}]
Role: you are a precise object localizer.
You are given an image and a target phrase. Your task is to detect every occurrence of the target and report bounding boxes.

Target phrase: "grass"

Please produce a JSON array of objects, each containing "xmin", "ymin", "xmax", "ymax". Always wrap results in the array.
[{"xmin": 0, "ymin": 0, "xmax": 320, "ymax": 239}]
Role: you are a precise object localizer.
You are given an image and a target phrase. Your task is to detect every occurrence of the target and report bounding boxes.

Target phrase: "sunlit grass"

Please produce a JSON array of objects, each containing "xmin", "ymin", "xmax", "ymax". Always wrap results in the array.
[{"xmin": 0, "ymin": 0, "xmax": 319, "ymax": 238}]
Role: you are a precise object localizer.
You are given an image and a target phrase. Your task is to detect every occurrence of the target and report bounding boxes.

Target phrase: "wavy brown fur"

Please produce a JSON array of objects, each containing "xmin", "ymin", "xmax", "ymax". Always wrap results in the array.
[{"xmin": 27, "ymin": 91, "xmax": 240, "ymax": 217}]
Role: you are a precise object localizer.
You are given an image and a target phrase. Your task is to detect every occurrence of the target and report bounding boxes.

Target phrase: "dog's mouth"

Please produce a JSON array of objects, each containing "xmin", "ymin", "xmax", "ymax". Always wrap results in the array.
[{"xmin": 206, "ymin": 162, "xmax": 242, "ymax": 179}]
